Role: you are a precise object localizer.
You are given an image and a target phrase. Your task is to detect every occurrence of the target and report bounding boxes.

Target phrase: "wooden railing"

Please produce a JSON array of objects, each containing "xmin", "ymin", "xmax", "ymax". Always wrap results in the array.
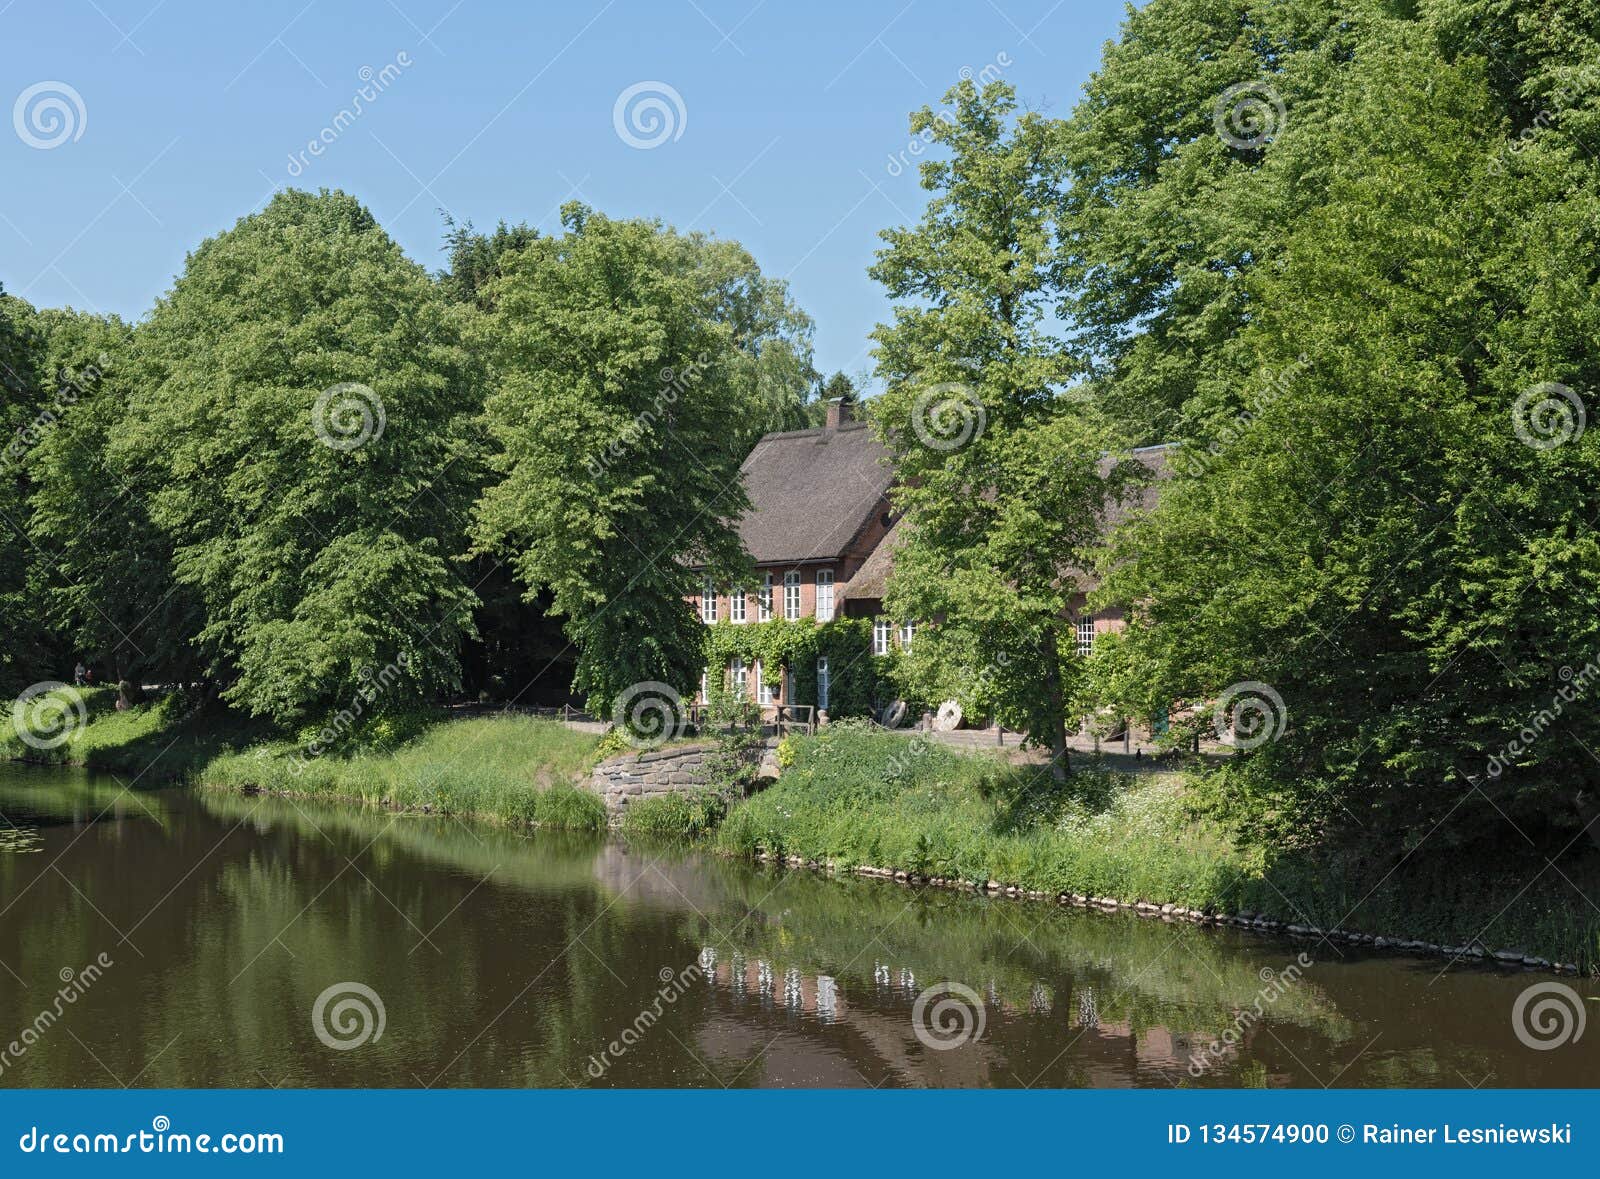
[
  {"xmin": 768, "ymin": 704, "xmax": 815, "ymax": 736},
  {"xmin": 684, "ymin": 702, "xmax": 815, "ymax": 737}
]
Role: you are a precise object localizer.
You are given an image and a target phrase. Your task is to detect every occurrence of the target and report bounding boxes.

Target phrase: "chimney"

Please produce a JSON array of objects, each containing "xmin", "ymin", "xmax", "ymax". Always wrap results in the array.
[{"xmin": 825, "ymin": 397, "xmax": 853, "ymax": 430}]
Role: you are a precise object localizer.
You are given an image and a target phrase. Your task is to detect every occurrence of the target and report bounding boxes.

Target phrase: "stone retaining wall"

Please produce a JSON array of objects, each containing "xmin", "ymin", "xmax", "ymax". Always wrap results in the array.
[
  {"xmin": 591, "ymin": 743, "xmax": 715, "ymax": 812},
  {"xmin": 590, "ymin": 740, "xmax": 779, "ymax": 814}
]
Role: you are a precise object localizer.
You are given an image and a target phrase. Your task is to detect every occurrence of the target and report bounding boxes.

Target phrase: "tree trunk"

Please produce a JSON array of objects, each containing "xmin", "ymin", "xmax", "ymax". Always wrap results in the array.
[{"xmin": 1041, "ymin": 627, "xmax": 1070, "ymax": 784}]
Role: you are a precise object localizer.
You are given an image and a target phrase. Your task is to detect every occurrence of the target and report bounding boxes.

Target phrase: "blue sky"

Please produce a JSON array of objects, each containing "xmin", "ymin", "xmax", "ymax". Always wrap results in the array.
[{"xmin": 1, "ymin": 0, "xmax": 1129, "ymax": 383}]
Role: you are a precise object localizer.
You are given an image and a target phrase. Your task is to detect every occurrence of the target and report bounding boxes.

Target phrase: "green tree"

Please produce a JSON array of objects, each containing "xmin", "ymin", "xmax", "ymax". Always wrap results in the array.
[
  {"xmin": 438, "ymin": 216, "xmax": 540, "ymax": 311},
  {"xmin": 1059, "ymin": 0, "xmax": 1358, "ymax": 443},
  {"xmin": 870, "ymin": 81, "xmax": 1140, "ymax": 782},
  {"xmin": 22, "ymin": 309, "xmax": 201, "ymax": 686},
  {"xmin": 472, "ymin": 204, "xmax": 790, "ymax": 719},
  {"xmin": 116, "ymin": 189, "xmax": 479, "ymax": 725},
  {"xmin": 1099, "ymin": 13, "xmax": 1600, "ymax": 853},
  {"xmin": 0, "ymin": 288, "xmax": 45, "ymax": 694}
]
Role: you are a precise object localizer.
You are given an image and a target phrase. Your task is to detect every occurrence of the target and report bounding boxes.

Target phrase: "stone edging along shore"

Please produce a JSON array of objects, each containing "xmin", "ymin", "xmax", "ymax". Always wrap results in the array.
[{"xmin": 752, "ymin": 851, "xmax": 1589, "ymax": 978}]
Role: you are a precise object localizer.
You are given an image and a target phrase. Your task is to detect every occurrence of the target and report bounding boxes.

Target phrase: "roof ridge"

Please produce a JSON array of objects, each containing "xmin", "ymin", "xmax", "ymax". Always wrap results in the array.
[{"xmin": 753, "ymin": 420, "xmax": 874, "ymax": 443}]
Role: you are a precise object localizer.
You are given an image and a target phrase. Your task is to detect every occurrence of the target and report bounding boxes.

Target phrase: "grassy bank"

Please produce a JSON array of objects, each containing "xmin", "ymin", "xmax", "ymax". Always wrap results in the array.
[
  {"xmin": 203, "ymin": 715, "xmax": 606, "ymax": 830},
  {"xmin": 687, "ymin": 725, "xmax": 1600, "ymax": 972},
  {"xmin": 0, "ymin": 686, "xmax": 263, "ymax": 779},
  {"xmin": 13, "ymin": 688, "xmax": 1598, "ymax": 967},
  {"xmin": 5, "ymin": 686, "xmax": 607, "ymax": 832}
]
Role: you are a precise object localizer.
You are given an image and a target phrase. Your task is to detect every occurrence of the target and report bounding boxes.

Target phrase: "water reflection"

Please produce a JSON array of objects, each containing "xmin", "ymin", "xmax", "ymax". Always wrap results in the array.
[{"xmin": 0, "ymin": 762, "xmax": 1594, "ymax": 1089}]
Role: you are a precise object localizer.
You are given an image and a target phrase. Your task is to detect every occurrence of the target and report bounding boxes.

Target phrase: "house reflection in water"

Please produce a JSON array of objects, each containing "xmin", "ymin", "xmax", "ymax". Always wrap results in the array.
[
  {"xmin": 697, "ymin": 947, "xmax": 845, "ymax": 1025},
  {"xmin": 689, "ymin": 946, "xmax": 1256, "ymax": 1086}
]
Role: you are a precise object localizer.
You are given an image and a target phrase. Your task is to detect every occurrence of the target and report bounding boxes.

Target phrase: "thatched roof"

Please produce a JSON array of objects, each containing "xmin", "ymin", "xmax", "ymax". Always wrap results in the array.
[
  {"xmin": 838, "ymin": 443, "xmax": 1177, "ymax": 605},
  {"xmin": 731, "ymin": 420, "xmax": 893, "ymax": 565}
]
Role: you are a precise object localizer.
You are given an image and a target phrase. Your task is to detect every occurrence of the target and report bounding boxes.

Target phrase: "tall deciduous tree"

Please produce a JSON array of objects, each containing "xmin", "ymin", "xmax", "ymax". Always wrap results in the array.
[
  {"xmin": 1059, "ymin": 0, "xmax": 1357, "ymax": 443},
  {"xmin": 870, "ymin": 81, "xmax": 1138, "ymax": 782},
  {"xmin": 1098, "ymin": 12, "xmax": 1600, "ymax": 853},
  {"xmin": 22, "ymin": 309, "xmax": 200, "ymax": 686},
  {"xmin": 472, "ymin": 204, "xmax": 799, "ymax": 718},
  {"xmin": 0, "ymin": 288, "xmax": 45, "ymax": 695},
  {"xmin": 116, "ymin": 189, "xmax": 478, "ymax": 725}
]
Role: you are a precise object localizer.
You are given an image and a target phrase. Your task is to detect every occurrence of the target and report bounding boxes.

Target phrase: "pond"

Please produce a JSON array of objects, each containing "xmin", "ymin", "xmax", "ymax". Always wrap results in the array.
[{"xmin": 0, "ymin": 763, "xmax": 1594, "ymax": 1088}]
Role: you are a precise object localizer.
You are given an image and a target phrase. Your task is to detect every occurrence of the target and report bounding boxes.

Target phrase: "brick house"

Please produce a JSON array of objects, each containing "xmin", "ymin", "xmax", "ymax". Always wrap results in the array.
[
  {"xmin": 689, "ymin": 399, "xmax": 1174, "ymax": 732},
  {"xmin": 688, "ymin": 399, "xmax": 899, "ymax": 712}
]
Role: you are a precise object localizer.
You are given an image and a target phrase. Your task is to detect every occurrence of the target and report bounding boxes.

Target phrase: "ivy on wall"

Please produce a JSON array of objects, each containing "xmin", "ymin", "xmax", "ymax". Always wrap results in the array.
[{"xmin": 699, "ymin": 617, "xmax": 884, "ymax": 718}]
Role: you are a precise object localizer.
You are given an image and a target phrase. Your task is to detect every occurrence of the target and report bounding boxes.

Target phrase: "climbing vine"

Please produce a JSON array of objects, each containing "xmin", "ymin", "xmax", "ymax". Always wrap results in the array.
[{"xmin": 700, "ymin": 617, "xmax": 883, "ymax": 718}]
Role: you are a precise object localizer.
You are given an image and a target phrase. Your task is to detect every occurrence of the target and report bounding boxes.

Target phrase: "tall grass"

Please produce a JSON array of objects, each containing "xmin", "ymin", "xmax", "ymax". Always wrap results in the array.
[
  {"xmin": 714, "ymin": 724, "xmax": 1242, "ymax": 905},
  {"xmin": 201, "ymin": 715, "xmax": 607, "ymax": 830},
  {"xmin": 1, "ymin": 685, "xmax": 262, "ymax": 779},
  {"xmin": 618, "ymin": 789, "xmax": 729, "ymax": 840},
  {"xmin": 711, "ymin": 724, "xmax": 1600, "ymax": 969}
]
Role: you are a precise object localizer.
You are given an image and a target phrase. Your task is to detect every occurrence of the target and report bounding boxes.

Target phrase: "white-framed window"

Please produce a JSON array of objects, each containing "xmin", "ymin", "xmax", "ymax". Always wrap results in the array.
[
  {"xmin": 729, "ymin": 656, "xmax": 747, "ymax": 698},
  {"xmin": 756, "ymin": 660, "xmax": 773, "ymax": 706},
  {"xmin": 730, "ymin": 587, "xmax": 746, "ymax": 624},
  {"xmin": 701, "ymin": 578, "xmax": 717, "ymax": 624},
  {"xmin": 783, "ymin": 570, "xmax": 802, "ymax": 620},
  {"xmin": 699, "ymin": 668, "xmax": 709, "ymax": 704},
  {"xmin": 1076, "ymin": 612, "xmax": 1095, "ymax": 656},
  {"xmin": 816, "ymin": 656, "xmax": 830, "ymax": 710},
  {"xmin": 873, "ymin": 617, "xmax": 892, "ymax": 656},
  {"xmin": 899, "ymin": 620, "xmax": 915, "ymax": 651},
  {"xmin": 815, "ymin": 568, "xmax": 834, "ymax": 621},
  {"xmin": 758, "ymin": 572, "xmax": 773, "ymax": 621}
]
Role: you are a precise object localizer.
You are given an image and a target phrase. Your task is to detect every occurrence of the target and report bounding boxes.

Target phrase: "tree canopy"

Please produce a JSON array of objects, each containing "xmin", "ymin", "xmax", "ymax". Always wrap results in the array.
[
  {"xmin": 471, "ymin": 204, "xmax": 808, "ymax": 717},
  {"xmin": 870, "ymin": 80, "xmax": 1140, "ymax": 780},
  {"xmin": 116, "ymin": 190, "xmax": 479, "ymax": 725}
]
